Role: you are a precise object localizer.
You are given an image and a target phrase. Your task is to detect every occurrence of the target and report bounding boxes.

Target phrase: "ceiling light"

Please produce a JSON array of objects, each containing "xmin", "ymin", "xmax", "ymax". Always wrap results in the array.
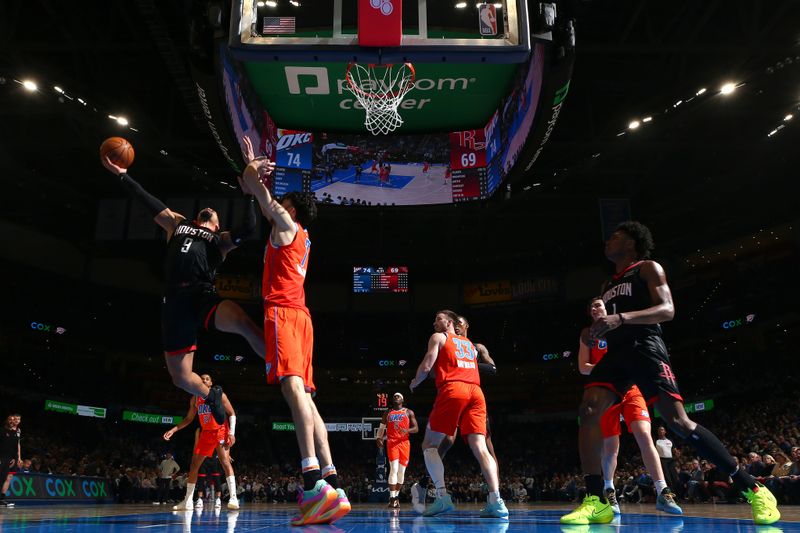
[
  {"xmin": 116, "ymin": 117, "xmax": 129, "ymax": 126},
  {"xmin": 455, "ymin": 2, "xmax": 467, "ymax": 7},
  {"xmin": 289, "ymin": 0, "xmax": 300, "ymax": 5},
  {"xmin": 696, "ymin": 88, "xmax": 707, "ymax": 95},
  {"xmin": 784, "ymin": 114, "xmax": 793, "ymax": 121},
  {"xmin": 720, "ymin": 82, "xmax": 736, "ymax": 95},
  {"xmin": 54, "ymin": 86, "xmax": 64, "ymax": 93},
  {"xmin": 256, "ymin": 1, "xmax": 265, "ymax": 6},
  {"xmin": 628, "ymin": 120, "xmax": 640, "ymax": 130},
  {"xmin": 108, "ymin": 114, "xmax": 117, "ymax": 120},
  {"xmin": 265, "ymin": 0, "xmax": 277, "ymax": 6},
  {"xmin": 22, "ymin": 80, "xmax": 38, "ymax": 92},
  {"xmin": 642, "ymin": 116, "xmax": 652, "ymax": 123}
]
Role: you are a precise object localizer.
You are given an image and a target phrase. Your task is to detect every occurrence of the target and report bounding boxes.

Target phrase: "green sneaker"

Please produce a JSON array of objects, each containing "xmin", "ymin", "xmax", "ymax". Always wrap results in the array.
[
  {"xmin": 742, "ymin": 483, "xmax": 780, "ymax": 525},
  {"xmin": 560, "ymin": 495, "xmax": 613, "ymax": 525}
]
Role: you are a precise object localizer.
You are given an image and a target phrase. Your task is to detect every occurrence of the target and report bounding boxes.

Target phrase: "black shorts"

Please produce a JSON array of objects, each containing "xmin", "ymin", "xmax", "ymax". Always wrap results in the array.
[
  {"xmin": 161, "ymin": 286, "xmax": 221, "ymax": 355},
  {"xmin": 0, "ymin": 458, "xmax": 16, "ymax": 480},
  {"xmin": 585, "ymin": 335, "xmax": 682, "ymax": 403}
]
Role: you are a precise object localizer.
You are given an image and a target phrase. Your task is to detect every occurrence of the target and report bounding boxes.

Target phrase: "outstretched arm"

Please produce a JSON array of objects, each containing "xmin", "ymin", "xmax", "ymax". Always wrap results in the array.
[
  {"xmin": 163, "ymin": 397, "xmax": 197, "ymax": 440},
  {"xmin": 101, "ymin": 156, "xmax": 184, "ymax": 239},
  {"xmin": 410, "ymin": 333, "xmax": 444, "ymax": 392},
  {"xmin": 241, "ymin": 160, "xmax": 297, "ymax": 246}
]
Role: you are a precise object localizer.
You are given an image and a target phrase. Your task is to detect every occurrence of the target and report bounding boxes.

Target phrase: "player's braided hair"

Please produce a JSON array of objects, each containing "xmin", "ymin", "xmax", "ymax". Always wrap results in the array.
[
  {"xmin": 282, "ymin": 191, "xmax": 318, "ymax": 227},
  {"xmin": 615, "ymin": 221, "xmax": 655, "ymax": 259}
]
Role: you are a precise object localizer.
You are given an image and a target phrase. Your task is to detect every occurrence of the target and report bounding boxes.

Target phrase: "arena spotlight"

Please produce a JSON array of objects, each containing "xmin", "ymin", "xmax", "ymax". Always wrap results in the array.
[
  {"xmin": 642, "ymin": 116, "xmax": 652, "ymax": 123},
  {"xmin": 784, "ymin": 114, "xmax": 793, "ymax": 121},
  {"xmin": 628, "ymin": 120, "xmax": 640, "ymax": 130},
  {"xmin": 22, "ymin": 79, "xmax": 38, "ymax": 92},
  {"xmin": 720, "ymin": 82, "xmax": 736, "ymax": 95},
  {"xmin": 54, "ymin": 86, "xmax": 64, "ymax": 93},
  {"xmin": 289, "ymin": 0, "xmax": 300, "ymax": 5},
  {"xmin": 256, "ymin": 1, "xmax": 265, "ymax": 6},
  {"xmin": 265, "ymin": 0, "xmax": 277, "ymax": 6},
  {"xmin": 455, "ymin": 2, "xmax": 467, "ymax": 7},
  {"xmin": 696, "ymin": 88, "xmax": 707, "ymax": 95},
  {"xmin": 116, "ymin": 117, "xmax": 129, "ymax": 126}
]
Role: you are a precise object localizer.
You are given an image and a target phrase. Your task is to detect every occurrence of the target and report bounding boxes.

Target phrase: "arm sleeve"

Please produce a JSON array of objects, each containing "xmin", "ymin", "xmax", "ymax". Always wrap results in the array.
[
  {"xmin": 118, "ymin": 173, "xmax": 168, "ymax": 216},
  {"xmin": 229, "ymin": 196, "xmax": 257, "ymax": 246},
  {"xmin": 478, "ymin": 362, "xmax": 497, "ymax": 375}
]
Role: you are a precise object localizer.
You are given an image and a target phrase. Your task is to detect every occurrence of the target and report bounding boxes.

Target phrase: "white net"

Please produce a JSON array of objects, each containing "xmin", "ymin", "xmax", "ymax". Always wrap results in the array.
[{"xmin": 345, "ymin": 63, "xmax": 415, "ymax": 135}]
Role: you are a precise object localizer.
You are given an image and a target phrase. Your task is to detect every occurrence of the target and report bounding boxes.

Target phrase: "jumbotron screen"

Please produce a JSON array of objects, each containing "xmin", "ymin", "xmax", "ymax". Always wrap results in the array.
[{"xmin": 353, "ymin": 267, "xmax": 409, "ymax": 293}]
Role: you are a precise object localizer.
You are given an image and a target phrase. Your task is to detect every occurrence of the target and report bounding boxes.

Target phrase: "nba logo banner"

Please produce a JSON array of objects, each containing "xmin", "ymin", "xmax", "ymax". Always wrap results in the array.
[
  {"xmin": 359, "ymin": 0, "xmax": 402, "ymax": 46},
  {"xmin": 479, "ymin": 4, "xmax": 498, "ymax": 36}
]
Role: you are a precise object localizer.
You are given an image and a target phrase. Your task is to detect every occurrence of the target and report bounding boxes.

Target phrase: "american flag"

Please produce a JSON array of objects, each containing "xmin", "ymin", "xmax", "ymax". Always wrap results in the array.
[{"xmin": 263, "ymin": 16, "xmax": 295, "ymax": 34}]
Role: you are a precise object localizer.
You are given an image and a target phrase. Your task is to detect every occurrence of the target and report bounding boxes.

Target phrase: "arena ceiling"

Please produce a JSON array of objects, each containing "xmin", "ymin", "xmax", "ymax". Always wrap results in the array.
[{"xmin": 1, "ymin": 0, "xmax": 798, "ymax": 273}]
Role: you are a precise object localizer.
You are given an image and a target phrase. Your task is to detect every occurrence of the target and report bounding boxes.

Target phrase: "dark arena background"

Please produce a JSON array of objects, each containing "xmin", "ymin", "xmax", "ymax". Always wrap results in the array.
[{"xmin": 1, "ymin": 0, "xmax": 799, "ymax": 531}]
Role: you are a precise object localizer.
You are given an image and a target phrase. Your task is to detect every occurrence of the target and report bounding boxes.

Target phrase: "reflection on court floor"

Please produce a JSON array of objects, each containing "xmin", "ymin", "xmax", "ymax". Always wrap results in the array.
[{"xmin": 0, "ymin": 504, "xmax": 796, "ymax": 532}]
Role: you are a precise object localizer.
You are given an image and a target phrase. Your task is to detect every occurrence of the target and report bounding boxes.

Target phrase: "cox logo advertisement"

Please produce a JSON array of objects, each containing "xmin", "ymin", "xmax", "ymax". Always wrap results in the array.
[
  {"xmin": 7, "ymin": 473, "xmax": 112, "ymax": 501},
  {"xmin": 30, "ymin": 321, "xmax": 66, "ymax": 335},
  {"xmin": 721, "ymin": 313, "xmax": 756, "ymax": 330},
  {"xmin": 213, "ymin": 354, "xmax": 245, "ymax": 363},
  {"xmin": 542, "ymin": 350, "xmax": 572, "ymax": 361}
]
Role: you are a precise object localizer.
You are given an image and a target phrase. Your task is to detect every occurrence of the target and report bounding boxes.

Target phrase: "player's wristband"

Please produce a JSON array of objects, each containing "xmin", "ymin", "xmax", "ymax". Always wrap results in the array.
[
  {"xmin": 228, "ymin": 415, "xmax": 236, "ymax": 436},
  {"xmin": 618, "ymin": 314, "xmax": 625, "ymax": 325}
]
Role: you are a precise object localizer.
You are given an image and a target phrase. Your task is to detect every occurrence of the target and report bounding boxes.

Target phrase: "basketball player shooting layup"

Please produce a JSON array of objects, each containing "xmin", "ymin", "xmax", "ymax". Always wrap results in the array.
[
  {"xmin": 242, "ymin": 153, "xmax": 351, "ymax": 525},
  {"xmin": 100, "ymin": 146, "xmax": 265, "ymax": 425},
  {"xmin": 376, "ymin": 392, "xmax": 418, "ymax": 508},
  {"xmin": 561, "ymin": 221, "xmax": 780, "ymax": 526},
  {"xmin": 164, "ymin": 374, "xmax": 240, "ymax": 511},
  {"xmin": 410, "ymin": 310, "xmax": 508, "ymax": 519}
]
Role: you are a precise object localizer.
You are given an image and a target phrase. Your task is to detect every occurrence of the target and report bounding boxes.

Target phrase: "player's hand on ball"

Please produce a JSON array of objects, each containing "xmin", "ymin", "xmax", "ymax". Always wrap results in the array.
[{"xmin": 101, "ymin": 155, "xmax": 127, "ymax": 175}]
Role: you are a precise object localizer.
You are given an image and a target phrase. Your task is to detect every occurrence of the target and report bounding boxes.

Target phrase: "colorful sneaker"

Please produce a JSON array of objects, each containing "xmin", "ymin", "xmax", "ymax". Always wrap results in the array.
[
  {"xmin": 316, "ymin": 488, "xmax": 352, "ymax": 524},
  {"xmin": 479, "ymin": 497, "xmax": 509, "ymax": 519},
  {"xmin": 173, "ymin": 499, "xmax": 193, "ymax": 511},
  {"xmin": 742, "ymin": 483, "xmax": 780, "ymax": 525},
  {"xmin": 290, "ymin": 480, "xmax": 339, "ymax": 526},
  {"xmin": 411, "ymin": 482, "xmax": 427, "ymax": 514},
  {"xmin": 227, "ymin": 497, "xmax": 240, "ymax": 510},
  {"xmin": 605, "ymin": 488, "xmax": 620, "ymax": 515},
  {"xmin": 560, "ymin": 495, "xmax": 614, "ymax": 525},
  {"xmin": 656, "ymin": 488, "xmax": 683, "ymax": 515},
  {"xmin": 423, "ymin": 494, "xmax": 455, "ymax": 517}
]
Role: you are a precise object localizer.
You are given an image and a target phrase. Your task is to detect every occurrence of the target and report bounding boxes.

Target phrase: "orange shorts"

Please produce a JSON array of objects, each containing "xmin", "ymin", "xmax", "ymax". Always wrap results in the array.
[
  {"xmin": 265, "ymin": 306, "xmax": 315, "ymax": 393},
  {"xmin": 194, "ymin": 426, "xmax": 227, "ymax": 458},
  {"xmin": 600, "ymin": 385, "xmax": 650, "ymax": 438},
  {"xmin": 429, "ymin": 382, "xmax": 486, "ymax": 437},
  {"xmin": 387, "ymin": 439, "xmax": 410, "ymax": 467}
]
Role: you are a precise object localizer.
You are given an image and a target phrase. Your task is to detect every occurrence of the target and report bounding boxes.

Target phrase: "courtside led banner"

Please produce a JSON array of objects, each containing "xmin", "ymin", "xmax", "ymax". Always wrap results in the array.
[
  {"xmin": 123, "ymin": 411, "xmax": 184, "ymax": 425},
  {"xmin": 7, "ymin": 473, "xmax": 113, "ymax": 502},
  {"xmin": 45, "ymin": 400, "xmax": 106, "ymax": 419}
]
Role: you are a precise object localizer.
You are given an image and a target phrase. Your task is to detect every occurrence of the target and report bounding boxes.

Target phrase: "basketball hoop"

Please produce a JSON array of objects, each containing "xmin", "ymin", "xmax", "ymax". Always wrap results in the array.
[{"xmin": 345, "ymin": 62, "xmax": 415, "ymax": 135}]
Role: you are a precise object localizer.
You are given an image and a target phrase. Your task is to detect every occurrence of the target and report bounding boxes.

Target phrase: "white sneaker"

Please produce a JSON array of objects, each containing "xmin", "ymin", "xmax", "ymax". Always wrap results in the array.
[
  {"xmin": 173, "ymin": 499, "xmax": 192, "ymax": 511},
  {"xmin": 195, "ymin": 498, "xmax": 203, "ymax": 510},
  {"xmin": 411, "ymin": 482, "xmax": 426, "ymax": 515},
  {"xmin": 214, "ymin": 497, "xmax": 222, "ymax": 508},
  {"xmin": 227, "ymin": 497, "xmax": 240, "ymax": 510}
]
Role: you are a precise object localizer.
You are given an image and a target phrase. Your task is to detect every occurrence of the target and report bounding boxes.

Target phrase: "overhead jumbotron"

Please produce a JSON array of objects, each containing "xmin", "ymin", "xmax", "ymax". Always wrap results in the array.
[{"xmin": 190, "ymin": 0, "xmax": 574, "ymax": 206}]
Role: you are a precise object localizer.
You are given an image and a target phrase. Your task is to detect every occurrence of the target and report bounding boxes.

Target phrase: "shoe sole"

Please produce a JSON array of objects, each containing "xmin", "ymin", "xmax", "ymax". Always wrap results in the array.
[
  {"xmin": 423, "ymin": 505, "xmax": 455, "ymax": 517},
  {"xmin": 290, "ymin": 491, "xmax": 339, "ymax": 526}
]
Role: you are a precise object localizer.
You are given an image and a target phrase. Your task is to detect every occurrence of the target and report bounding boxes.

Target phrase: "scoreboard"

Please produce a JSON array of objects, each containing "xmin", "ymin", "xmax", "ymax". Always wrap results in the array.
[
  {"xmin": 450, "ymin": 129, "xmax": 489, "ymax": 202},
  {"xmin": 353, "ymin": 266, "xmax": 409, "ymax": 293}
]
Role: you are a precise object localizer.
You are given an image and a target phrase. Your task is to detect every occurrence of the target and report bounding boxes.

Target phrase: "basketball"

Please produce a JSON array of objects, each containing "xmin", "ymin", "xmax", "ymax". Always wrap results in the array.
[{"xmin": 100, "ymin": 137, "xmax": 135, "ymax": 168}]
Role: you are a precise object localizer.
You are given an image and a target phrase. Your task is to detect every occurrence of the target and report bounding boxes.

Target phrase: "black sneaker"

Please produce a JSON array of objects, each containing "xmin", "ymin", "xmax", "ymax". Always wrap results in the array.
[
  {"xmin": 387, "ymin": 497, "xmax": 395, "ymax": 508},
  {"xmin": 205, "ymin": 385, "xmax": 227, "ymax": 425},
  {"xmin": 606, "ymin": 488, "xmax": 620, "ymax": 515}
]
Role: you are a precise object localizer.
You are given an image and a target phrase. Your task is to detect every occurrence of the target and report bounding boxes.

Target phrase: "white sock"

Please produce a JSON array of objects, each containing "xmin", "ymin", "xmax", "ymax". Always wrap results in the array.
[
  {"xmin": 227, "ymin": 476, "xmax": 237, "ymax": 499},
  {"xmin": 488, "ymin": 491, "xmax": 501, "ymax": 504},
  {"xmin": 390, "ymin": 490, "xmax": 397, "ymax": 498},
  {"xmin": 604, "ymin": 479, "xmax": 615, "ymax": 491},
  {"xmin": 423, "ymin": 447, "xmax": 446, "ymax": 496},
  {"xmin": 655, "ymin": 480, "xmax": 668, "ymax": 494},
  {"xmin": 185, "ymin": 483, "xmax": 196, "ymax": 502}
]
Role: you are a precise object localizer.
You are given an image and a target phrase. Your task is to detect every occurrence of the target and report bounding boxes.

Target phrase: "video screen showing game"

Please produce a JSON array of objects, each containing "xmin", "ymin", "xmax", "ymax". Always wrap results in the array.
[{"xmin": 353, "ymin": 267, "xmax": 409, "ymax": 293}]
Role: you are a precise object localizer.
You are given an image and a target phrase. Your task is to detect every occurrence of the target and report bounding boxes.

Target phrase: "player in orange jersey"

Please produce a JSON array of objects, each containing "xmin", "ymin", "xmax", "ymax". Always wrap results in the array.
[
  {"xmin": 578, "ymin": 297, "xmax": 682, "ymax": 516},
  {"xmin": 376, "ymin": 392, "xmax": 418, "ymax": 508},
  {"xmin": 243, "ymin": 155, "xmax": 350, "ymax": 526},
  {"xmin": 409, "ymin": 310, "xmax": 508, "ymax": 519},
  {"xmin": 164, "ymin": 374, "xmax": 240, "ymax": 511}
]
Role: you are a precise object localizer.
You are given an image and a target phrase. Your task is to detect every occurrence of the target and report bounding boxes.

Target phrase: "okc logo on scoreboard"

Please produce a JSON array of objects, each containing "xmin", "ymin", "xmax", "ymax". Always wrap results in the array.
[{"xmin": 276, "ymin": 129, "xmax": 313, "ymax": 170}]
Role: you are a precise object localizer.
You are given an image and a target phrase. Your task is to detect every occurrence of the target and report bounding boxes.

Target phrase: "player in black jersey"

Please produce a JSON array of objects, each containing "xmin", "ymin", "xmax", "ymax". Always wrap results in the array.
[
  {"xmin": 561, "ymin": 221, "xmax": 780, "ymax": 526},
  {"xmin": 101, "ymin": 147, "xmax": 270, "ymax": 425}
]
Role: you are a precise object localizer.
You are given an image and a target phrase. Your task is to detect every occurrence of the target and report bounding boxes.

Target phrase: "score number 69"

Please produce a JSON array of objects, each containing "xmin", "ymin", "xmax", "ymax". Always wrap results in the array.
[{"xmin": 460, "ymin": 152, "xmax": 477, "ymax": 167}]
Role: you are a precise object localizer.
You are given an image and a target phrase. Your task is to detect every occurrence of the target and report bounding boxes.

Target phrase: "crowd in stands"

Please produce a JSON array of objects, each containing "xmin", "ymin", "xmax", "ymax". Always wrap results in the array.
[{"xmin": 4, "ymin": 385, "xmax": 798, "ymax": 507}]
